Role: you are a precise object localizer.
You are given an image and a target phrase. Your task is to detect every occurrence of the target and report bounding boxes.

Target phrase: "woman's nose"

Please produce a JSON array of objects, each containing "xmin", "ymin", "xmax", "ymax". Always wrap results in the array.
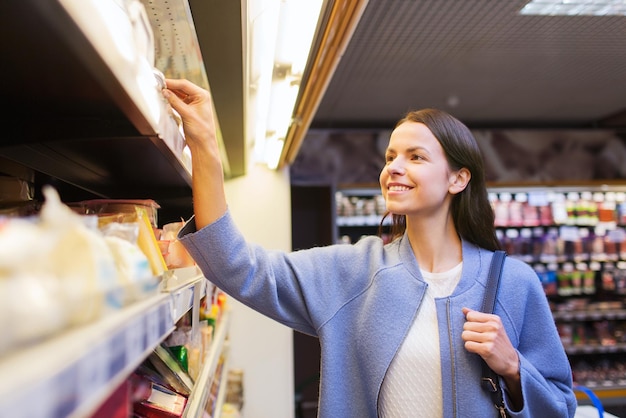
[{"xmin": 387, "ymin": 157, "xmax": 405, "ymax": 175}]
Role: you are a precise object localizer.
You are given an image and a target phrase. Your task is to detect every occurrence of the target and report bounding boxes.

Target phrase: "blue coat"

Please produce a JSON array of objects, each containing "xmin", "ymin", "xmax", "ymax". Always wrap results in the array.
[{"xmin": 179, "ymin": 211, "xmax": 576, "ymax": 417}]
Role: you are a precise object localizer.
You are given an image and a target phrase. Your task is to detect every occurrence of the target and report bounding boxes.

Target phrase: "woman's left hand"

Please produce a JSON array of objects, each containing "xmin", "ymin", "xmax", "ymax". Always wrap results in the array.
[
  {"xmin": 461, "ymin": 307, "xmax": 519, "ymax": 377},
  {"xmin": 462, "ymin": 307, "xmax": 522, "ymax": 409}
]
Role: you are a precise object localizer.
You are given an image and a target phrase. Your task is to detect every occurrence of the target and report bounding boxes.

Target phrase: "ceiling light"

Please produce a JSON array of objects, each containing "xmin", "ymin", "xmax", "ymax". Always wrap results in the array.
[
  {"xmin": 519, "ymin": 0, "xmax": 626, "ymax": 16},
  {"xmin": 247, "ymin": 0, "xmax": 324, "ymax": 170}
]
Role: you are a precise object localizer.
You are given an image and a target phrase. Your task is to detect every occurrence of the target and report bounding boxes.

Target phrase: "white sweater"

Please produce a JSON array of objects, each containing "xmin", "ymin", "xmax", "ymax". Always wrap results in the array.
[{"xmin": 379, "ymin": 262, "xmax": 463, "ymax": 418}]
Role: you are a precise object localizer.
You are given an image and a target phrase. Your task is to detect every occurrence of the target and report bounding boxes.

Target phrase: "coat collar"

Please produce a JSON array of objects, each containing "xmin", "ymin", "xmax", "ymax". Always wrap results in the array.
[{"xmin": 395, "ymin": 232, "xmax": 488, "ymax": 294}]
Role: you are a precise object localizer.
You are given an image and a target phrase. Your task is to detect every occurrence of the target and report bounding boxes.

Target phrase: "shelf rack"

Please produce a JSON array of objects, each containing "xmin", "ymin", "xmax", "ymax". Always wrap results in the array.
[
  {"xmin": 184, "ymin": 311, "xmax": 231, "ymax": 417},
  {"xmin": 0, "ymin": 274, "xmax": 206, "ymax": 418},
  {"xmin": 0, "ymin": 1, "xmax": 235, "ymax": 416}
]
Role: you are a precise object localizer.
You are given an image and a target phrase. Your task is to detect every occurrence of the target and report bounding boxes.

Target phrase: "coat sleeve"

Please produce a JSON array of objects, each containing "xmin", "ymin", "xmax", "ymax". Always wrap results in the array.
[
  {"xmin": 499, "ymin": 258, "xmax": 577, "ymax": 418},
  {"xmin": 178, "ymin": 211, "xmax": 382, "ymax": 336}
]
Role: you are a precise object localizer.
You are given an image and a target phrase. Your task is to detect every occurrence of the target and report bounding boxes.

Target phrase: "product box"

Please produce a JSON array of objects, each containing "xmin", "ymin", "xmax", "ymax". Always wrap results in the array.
[
  {"xmin": 133, "ymin": 381, "xmax": 187, "ymax": 418},
  {"xmin": 147, "ymin": 344, "xmax": 194, "ymax": 396}
]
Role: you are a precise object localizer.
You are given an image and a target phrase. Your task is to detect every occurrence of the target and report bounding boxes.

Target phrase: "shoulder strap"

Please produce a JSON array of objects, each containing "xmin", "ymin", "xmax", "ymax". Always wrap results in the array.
[
  {"xmin": 480, "ymin": 250, "xmax": 509, "ymax": 418},
  {"xmin": 481, "ymin": 250, "xmax": 506, "ymax": 314}
]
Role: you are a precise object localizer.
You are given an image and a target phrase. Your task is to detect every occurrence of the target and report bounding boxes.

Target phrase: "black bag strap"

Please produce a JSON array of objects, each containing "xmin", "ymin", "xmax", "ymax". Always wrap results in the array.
[
  {"xmin": 481, "ymin": 250, "xmax": 506, "ymax": 313},
  {"xmin": 480, "ymin": 250, "xmax": 509, "ymax": 418}
]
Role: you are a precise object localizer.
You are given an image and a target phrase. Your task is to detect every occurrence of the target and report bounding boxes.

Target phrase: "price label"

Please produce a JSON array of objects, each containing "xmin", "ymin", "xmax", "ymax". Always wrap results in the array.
[
  {"xmin": 168, "ymin": 294, "xmax": 178, "ymax": 324},
  {"xmin": 160, "ymin": 303, "xmax": 173, "ymax": 334},
  {"xmin": 53, "ymin": 367, "xmax": 80, "ymax": 417},
  {"xmin": 126, "ymin": 316, "xmax": 145, "ymax": 361},
  {"xmin": 108, "ymin": 331, "xmax": 126, "ymax": 378},
  {"xmin": 76, "ymin": 343, "xmax": 109, "ymax": 404},
  {"xmin": 146, "ymin": 307, "xmax": 160, "ymax": 347},
  {"xmin": 5, "ymin": 376, "xmax": 57, "ymax": 418}
]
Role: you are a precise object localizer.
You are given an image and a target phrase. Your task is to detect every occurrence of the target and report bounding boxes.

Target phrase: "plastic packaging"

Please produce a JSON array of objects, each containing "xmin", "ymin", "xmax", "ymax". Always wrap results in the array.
[
  {"xmin": 73, "ymin": 198, "xmax": 160, "ymax": 228},
  {"xmin": 160, "ymin": 221, "xmax": 195, "ymax": 269}
]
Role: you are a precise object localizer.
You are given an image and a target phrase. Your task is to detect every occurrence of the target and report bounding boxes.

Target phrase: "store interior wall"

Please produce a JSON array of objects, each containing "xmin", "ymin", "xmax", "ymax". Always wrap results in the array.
[
  {"xmin": 224, "ymin": 164, "xmax": 295, "ymax": 418},
  {"xmin": 290, "ymin": 128, "xmax": 626, "ymax": 186}
]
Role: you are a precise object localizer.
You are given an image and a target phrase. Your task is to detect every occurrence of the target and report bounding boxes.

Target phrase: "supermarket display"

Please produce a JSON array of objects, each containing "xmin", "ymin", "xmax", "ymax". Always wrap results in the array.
[
  {"xmin": 0, "ymin": 0, "xmax": 238, "ymax": 416},
  {"xmin": 0, "ymin": 187, "xmax": 157, "ymax": 353},
  {"xmin": 0, "ymin": 182, "xmax": 232, "ymax": 417}
]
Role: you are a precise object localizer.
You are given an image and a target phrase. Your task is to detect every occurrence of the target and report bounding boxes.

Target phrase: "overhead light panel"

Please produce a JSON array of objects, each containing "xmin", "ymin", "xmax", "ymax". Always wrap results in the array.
[
  {"xmin": 248, "ymin": 0, "xmax": 324, "ymax": 170},
  {"xmin": 520, "ymin": 0, "xmax": 626, "ymax": 16}
]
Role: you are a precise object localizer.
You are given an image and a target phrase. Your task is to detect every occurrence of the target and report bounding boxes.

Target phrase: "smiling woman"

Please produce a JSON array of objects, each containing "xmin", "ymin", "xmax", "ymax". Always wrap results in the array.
[{"xmin": 166, "ymin": 79, "xmax": 577, "ymax": 416}]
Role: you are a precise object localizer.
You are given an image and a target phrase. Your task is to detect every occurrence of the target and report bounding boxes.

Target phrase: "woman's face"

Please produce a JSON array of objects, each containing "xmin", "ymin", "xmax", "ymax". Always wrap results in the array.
[{"xmin": 379, "ymin": 121, "xmax": 456, "ymax": 218}]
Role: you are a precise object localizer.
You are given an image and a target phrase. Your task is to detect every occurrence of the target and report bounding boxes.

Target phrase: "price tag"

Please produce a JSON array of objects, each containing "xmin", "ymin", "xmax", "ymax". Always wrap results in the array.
[
  {"xmin": 185, "ymin": 287, "xmax": 195, "ymax": 310},
  {"xmin": 167, "ymin": 294, "xmax": 177, "ymax": 324},
  {"xmin": 76, "ymin": 343, "xmax": 109, "ymax": 404},
  {"xmin": 126, "ymin": 316, "xmax": 145, "ymax": 361},
  {"xmin": 146, "ymin": 307, "xmax": 160, "ymax": 347},
  {"xmin": 171, "ymin": 291, "xmax": 182, "ymax": 319},
  {"xmin": 160, "ymin": 303, "xmax": 173, "ymax": 334},
  {"xmin": 528, "ymin": 191, "xmax": 549, "ymax": 206},
  {"xmin": 5, "ymin": 376, "xmax": 57, "ymax": 418},
  {"xmin": 53, "ymin": 367, "xmax": 80, "ymax": 417},
  {"xmin": 108, "ymin": 331, "xmax": 126, "ymax": 378},
  {"xmin": 559, "ymin": 226, "xmax": 579, "ymax": 242}
]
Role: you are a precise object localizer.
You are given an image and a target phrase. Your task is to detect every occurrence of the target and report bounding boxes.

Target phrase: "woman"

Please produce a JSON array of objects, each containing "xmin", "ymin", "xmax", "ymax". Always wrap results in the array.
[{"xmin": 163, "ymin": 78, "xmax": 576, "ymax": 417}]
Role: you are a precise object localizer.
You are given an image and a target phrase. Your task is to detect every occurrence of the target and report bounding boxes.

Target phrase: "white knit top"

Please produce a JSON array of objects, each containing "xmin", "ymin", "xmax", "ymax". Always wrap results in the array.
[{"xmin": 378, "ymin": 262, "xmax": 463, "ymax": 418}]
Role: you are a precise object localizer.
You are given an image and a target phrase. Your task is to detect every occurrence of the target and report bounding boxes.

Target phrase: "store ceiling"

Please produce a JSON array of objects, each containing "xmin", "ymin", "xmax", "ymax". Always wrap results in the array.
[
  {"xmin": 190, "ymin": 0, "xmax": 626, "ymax": 176},
  {"xmin": 309, "ymin": 0, "xmax": 626, "ymax": 131}
]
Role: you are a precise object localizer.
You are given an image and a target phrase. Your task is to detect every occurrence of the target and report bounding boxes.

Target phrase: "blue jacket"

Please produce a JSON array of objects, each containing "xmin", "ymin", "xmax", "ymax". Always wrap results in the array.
[{"xmin": 179, "ymin": 211, "xmax": 576, "ymax": 417}]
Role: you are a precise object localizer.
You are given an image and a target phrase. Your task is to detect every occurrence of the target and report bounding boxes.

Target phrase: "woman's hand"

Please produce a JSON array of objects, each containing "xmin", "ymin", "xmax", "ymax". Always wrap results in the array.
[
  {"xmin": 462, "ymin": 307, "xmax": 522, "ymax": 410},
  {"xmin": 162, "ymin": 78, "xmax": 217, "ymax": 154},
  {"xmin": 162, "ymin": 78, "xmax": 227, "ymax": 228}
]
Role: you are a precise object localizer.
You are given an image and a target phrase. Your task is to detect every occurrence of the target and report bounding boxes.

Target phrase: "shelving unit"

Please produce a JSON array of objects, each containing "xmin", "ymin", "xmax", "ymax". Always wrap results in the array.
[
  {"xmin": 0, "ymin": 275, "xmax": 207, "ymax": 418},
  {"xmin": 0, "ymin": 1, "xmax": 235, "ymax": 417},
  {"xmin": 0, "ymin": 0, "xmax": 233, "ymax": 221},
  {"xmin": 184, "ymin": 310, "xmax": 231, "ymax": 418},
  {"xmin": 211, "ymin": 347, "xmax": 232, "ymax": 418},
  {"xmin": 0, "ymin": 0, "xmax": 187, "ymax": 190},
  {"xmin": 335, "ymin": 188, "xmax": 390, "ymax": 244}
]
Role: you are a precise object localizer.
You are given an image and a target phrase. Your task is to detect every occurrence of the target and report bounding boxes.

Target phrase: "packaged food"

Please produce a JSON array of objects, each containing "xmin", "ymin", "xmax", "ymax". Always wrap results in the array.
[{"xmin": 72, "ymin": 199, "xmax": 160, "ymax": 228}]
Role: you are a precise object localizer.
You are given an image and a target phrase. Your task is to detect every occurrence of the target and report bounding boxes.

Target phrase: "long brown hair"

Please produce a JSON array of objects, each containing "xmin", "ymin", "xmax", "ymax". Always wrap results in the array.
[{"xmin": 380, "ymin": 108, "xmax": 501, "ymax": 251}]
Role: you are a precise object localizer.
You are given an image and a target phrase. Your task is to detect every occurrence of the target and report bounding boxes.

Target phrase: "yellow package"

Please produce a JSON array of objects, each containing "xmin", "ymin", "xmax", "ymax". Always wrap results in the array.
[{"xmin": 136, "ymin": 207, "xmax": 167, "ymax": 276}]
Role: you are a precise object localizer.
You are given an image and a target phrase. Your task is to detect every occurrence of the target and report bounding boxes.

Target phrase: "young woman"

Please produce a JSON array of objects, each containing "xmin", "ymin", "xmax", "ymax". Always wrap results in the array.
[{"xmin": 163, "ymin": 78, "xmax": 576, "ymax": 417}]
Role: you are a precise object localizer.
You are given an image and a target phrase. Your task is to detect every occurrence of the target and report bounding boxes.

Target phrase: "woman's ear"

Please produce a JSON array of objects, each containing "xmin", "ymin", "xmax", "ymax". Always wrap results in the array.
[{"xmin": 449, "ymin": 167, "xmax": 471, "ymax": 194}]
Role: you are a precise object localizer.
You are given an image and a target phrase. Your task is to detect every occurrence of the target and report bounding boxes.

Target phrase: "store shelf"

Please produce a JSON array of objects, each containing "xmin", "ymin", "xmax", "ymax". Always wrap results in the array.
[
  {"xmin": 212, "ymin": 347, "xmax": 232, "ymax": 418},
  {"xmin": 0, "ymin": 1, "xmax": 237, "ymax": 416},
  {"xmin": 565, "ymin": 343, "xmax": 626, "ymax": 355},
  {"xmin": 0, "ymin": 0, "xmax": 196, "ymax": 204},
  {"xmin": 183, "ymin": 310, "xmax": 231, "ymax": 418},
  {"xmin": 554, "ymin": 309, "xmax": 626, "ymax": 322},
  {"xmin": 336, "ymin": 215, "xmax": 391, "ymax": 227},
  {"xmin": 0, "ymin": 275, "xmax": 206, "ymax": 418}
]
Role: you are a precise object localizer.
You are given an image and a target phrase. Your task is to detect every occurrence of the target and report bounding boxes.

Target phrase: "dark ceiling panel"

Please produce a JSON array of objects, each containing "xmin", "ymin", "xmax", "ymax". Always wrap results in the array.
[{"xmin": 311, "ymin": 0, "xmax": 626, "ymax": 130}]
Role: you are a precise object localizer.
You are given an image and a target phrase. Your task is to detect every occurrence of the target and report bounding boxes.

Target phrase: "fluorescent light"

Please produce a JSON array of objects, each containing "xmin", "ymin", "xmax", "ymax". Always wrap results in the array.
[
  {"xmin": 263, "ymin": 135, "xmax": 285, "ymax": 170},
  {"xmin": 520, "ymin": 0, "xmax": 626, "ymax": 16},
  {"xmin": 247, "ymin": 0, "xmax": 324, "ymax": 169}
]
